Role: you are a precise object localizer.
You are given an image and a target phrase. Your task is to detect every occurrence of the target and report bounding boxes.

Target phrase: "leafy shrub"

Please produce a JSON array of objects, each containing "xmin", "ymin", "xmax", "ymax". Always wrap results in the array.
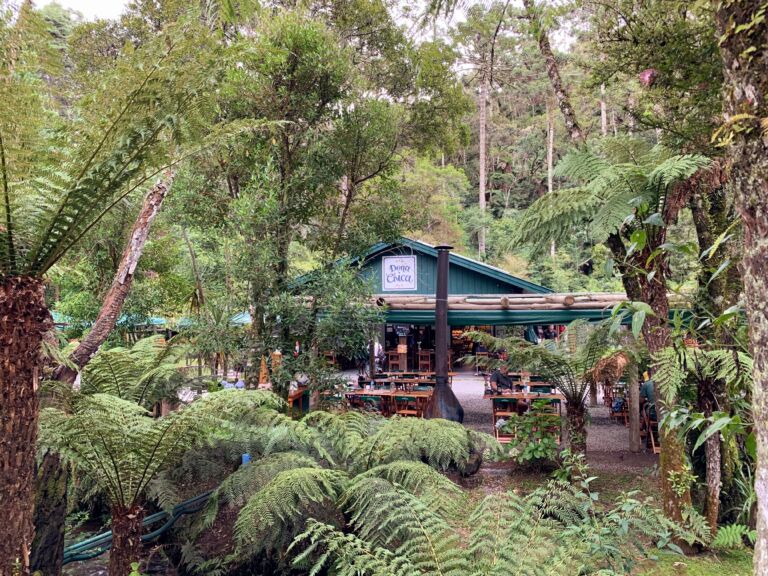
[{"xmin": 501, "ymin": 400, "xmax": 561, "ymax": 466}]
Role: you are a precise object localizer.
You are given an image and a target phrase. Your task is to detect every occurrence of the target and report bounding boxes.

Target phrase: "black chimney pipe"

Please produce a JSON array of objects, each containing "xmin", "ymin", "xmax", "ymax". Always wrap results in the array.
[{"xmin": 424, "ymin": 245, "xmax": 464, "ymax": 422}]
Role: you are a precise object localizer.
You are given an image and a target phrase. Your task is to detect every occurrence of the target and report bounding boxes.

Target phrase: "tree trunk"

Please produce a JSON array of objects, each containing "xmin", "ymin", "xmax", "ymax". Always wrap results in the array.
[
  {"xmin": 523, "ymin": 0, "xmax": 585, "ymax": 144},
  {"xmin": 34, "ymin": 173, "xmax": 173, "ymax": 575},
  {"xmin": 109, "ymin": 503, "xmax": 145, "ymax": 576},
  {"xmin": 521, "ymin": 0, "xmax": 688, "ymax": 520},
  {"xmin": 600, "ymin": 83, "xmax": 608, "ymax": 136},
  {"xmin": 478, "ymin": 68, "xmax": 489, "ymax": 258},
  {"xmin": 547, "ymin": 104, "xmax": 556, "ymax": 258},
  {"xmin": 182, "ymin": 227, "xmax": 205, "ymax": 312},
  {"xmin": 636, "ymin": 254, "xmax": 693, "ymax": 522},
  {"xmin": 713, "ymin": 3, "xmax": 768, "ymax": 571},
  {"xmin": 705, "ymin": 430, "xmax": 722, "ymax": 533},
  {"xmin": 55, "ymin": 172, "xmax": 174, "ymax": 382},
  {"xmin": 30, "ymin": 452, "xmax": 68, "ymax": 575},
  {"xmin": 588, "ymin": 381, "xmax": 598, "ymax": 407},
  {"xmin": 566, "ymin": 403, "xmax": 587, "ymax": 454},
  {"xmin": 0, "ymin": 276, "xmax": 52, "ymax": 576},
  {"xmin": 628, "ymin": 360, "xmax": 641, "ymax": 453}
]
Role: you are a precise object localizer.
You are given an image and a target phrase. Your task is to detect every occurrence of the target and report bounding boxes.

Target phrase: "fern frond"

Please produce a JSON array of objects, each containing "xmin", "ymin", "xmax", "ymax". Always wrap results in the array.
[
  {"xmin": 711, "ymin": 523, "xmax": 755, "ymax": 549},
  {"xmin": 197, "ymin": 452, "xmax": 320, "ymax": 533},
  {"xmin": 234, "ymin": 468, "xmax": 349, "ymax": 556},
  {"xmin": 646, "ymin": 154, "xmax": 710, "ymax": 192},
  {"xmin": 342, "ymin": 479, "xmax": 469, "ymax": 575},
  {"xmin": 510, "ymin": 187, "xmax": 599, "ymax": 254},
  {"xmin": 291, "ymin": 520, "xmax": 421, "ymax": 576},
  {"xmin": 360, "ymin": 417, "xmax": 479, "ymax": 472},
  {"xmin": 355, "ymin": 461, "xmax": 463, "ymax": 516}
]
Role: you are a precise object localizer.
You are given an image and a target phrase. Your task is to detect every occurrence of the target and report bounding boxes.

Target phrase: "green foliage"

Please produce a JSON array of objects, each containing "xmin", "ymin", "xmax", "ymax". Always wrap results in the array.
[
  {"xmin": 39, "ymin": 390, "xmax": 284, "ymax": 508},
  {"xmin": 1, "ymin": 8, "xmax": 220, "ymax": 277},
  {"xmin": 73, "ymin": 335, "xmax": 189, "ymax": 408},
  {"xmin": 653, "ymin": 346, "xmax": 753, "ymax": 406},
  {"xmin": 588, "ymin": 0, "xmax": 722, "ymax": 152},
  {"xmin": 292, "ymin": 477, "xmax": 703, "ymax": 576},
  {"xmin": 468, "ymin": 320, "xmax": 615, "ymax": 408},
  {"xmin": 513, "ymin": 137, "xmax": 710, "ymax": 256},
  {"xmin": 169, "ymin": 409, "xmax": 496, "ymax": 573},
  {"xmin": 235, "ymin": 467, "xmax": 349, "ymax": 555},
  {"xmin": 711, "ymin": 524, "xmax": 756, "ymax": 550},
  {"xmin": 501, "ymin": 401, "xmax": 560, "ymax": 465}
]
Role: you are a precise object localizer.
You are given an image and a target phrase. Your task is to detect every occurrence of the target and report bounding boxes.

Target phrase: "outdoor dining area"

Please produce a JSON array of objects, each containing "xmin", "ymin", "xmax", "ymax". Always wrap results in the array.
[
  {"xmin": 343, "ymin": 371, "xmax": 456, "ymax": 417},
  {"xmin": 481, "ymin": 371, "xmax": 564, "ymax": 443}
]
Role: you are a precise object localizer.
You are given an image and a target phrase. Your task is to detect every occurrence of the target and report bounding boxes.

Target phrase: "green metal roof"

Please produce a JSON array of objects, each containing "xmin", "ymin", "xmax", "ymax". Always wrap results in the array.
[{"xmin": 294, "ymin": 238, "xmax": 552, "ymax": 295}]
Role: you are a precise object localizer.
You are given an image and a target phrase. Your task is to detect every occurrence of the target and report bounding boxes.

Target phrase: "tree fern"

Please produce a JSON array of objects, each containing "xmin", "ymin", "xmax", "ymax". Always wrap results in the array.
[
  {"xmin": 354, "ymin": 461, "xmax": 464, "ymax": 517},
  {"xmin": 653, "ymin": 345, "xmax": 753, "ymax": 404},
  {"xmin": 234, "ymin": 467, "xmax": 349, "ymax": 556},
  {"xmin": 38, "ymin": 390, "xmax": 284, "ymax": 508},
  {"xmin": 291, "ymin": 476, "xmax": 701, "ymax": 576},
  {"xmin": 292, "ymin": 520, "xmax": 421, "ymax": 576},
  {"xmin": 342, "ymin": 480, "xmax": 469, "ymax": 575},
  {"xmin": 1, "ymin": 13, "xmax": 221, "ymax": 276},
  {"xmin": 511, "ymin": 136, "xmax": 710, "ymax": 255}
]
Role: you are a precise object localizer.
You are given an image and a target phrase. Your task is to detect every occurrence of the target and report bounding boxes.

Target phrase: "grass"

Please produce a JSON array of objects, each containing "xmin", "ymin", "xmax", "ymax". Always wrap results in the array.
[{"xmin": 637, "ymin": 550, "xmax": 752, "ymax": 575}]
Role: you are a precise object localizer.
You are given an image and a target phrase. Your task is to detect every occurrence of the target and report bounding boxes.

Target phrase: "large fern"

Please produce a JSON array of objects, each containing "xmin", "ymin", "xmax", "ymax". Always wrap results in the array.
[
  {"xmin": 38, "ymin": 390, "xmax": 283, "ymax": 509},
  {"xmin": 291, "ymin": 477, "xmax": 701, "ymax": 576},
  {"xmin": 511, "ymin": 136, "xmax": 710, "ymax": 255},
  {"xmin": 467, "ymin": 321, "xmax": 618, "ymax": 449},
  {"xmin": 1, "ymin": 10, "xmax": 220, "ymax": 277}
]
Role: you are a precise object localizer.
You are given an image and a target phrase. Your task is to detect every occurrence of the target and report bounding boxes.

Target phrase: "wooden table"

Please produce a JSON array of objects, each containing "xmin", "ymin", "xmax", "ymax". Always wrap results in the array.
[
  {"xmin": 484, "ymin": 392, "xmax": 564, "ymax": 443},
  {"xmin": 375, "ymin": 378, "xmax": 435, "ymax": 391},
  {"xmin": 344, "ymin": 388, "xmax": 433, "ymax": 417}
]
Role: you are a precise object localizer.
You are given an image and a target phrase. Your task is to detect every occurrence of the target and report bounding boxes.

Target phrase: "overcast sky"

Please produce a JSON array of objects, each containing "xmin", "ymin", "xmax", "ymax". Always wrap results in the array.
[{"xmin": 43, "ymin": 0, "xmax": 127, "ymax": 21}]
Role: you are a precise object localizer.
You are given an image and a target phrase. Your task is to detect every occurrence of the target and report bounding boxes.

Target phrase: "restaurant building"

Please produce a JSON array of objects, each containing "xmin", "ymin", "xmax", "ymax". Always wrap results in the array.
[{"xmin": 339, "ymin": 238, "xmax": 621, "ymax": 371}]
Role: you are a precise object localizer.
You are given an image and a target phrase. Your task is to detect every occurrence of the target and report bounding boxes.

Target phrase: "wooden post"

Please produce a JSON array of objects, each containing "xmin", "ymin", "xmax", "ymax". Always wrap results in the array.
[
  {"xmin": 628, "ymin": 359, "xmax": 641, "ymax": 453},
  {"xmin": 369, "ymin": 337, "xmax": 376, "ymax": 378}
]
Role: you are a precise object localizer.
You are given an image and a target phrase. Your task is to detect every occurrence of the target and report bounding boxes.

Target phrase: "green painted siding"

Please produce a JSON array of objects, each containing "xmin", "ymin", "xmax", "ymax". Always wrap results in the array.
[{"xmin": 360, "ymin": 248, "xmax": 525, "ymax": 295}]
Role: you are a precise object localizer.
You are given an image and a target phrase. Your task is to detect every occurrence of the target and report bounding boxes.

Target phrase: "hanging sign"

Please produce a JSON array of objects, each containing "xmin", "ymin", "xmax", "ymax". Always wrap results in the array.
[{"xmin": 382, "ymin": 256, "xmax": 417, "ymax": 291}]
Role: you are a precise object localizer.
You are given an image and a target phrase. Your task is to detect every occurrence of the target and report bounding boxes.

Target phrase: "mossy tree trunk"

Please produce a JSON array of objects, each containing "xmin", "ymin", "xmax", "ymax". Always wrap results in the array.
[
  {"xmin": 566, "ymin": 402, "xmax": 587, "ymax": 454},
  {"xmin": 109, "ymin": 503, "xmax": 146, "ymax": 576},
  {"xmin": 30, "ymin": 453, "xmax": 68, "ymax": 575},
  {"xmin": 713, "ymin": 2, "xmax": 768, "ymax": 571},
  {"xmin": 0, "ymin": 276, "xmax": 52, "ymax": 576}
]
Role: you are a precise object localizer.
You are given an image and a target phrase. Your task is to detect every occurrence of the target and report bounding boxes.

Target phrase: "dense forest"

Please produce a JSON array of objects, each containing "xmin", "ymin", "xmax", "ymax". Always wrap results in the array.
[{"xmin": 1, "ymin": 0, "xmax": 767, "ymax": 575}]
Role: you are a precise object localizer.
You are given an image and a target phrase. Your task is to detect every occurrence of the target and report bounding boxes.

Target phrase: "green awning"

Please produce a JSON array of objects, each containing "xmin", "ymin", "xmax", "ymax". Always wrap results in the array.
[{"xmin": 385, "ymin": 308, "xmax": 615, "ymax": 326}]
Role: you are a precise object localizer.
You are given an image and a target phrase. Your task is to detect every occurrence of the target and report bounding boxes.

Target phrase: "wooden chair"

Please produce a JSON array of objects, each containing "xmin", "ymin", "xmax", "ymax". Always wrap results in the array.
[
  {"xmin": 492, "ymin": 398, "xmax": 519, "ymax": 443},
  {"xmin": 418, "ymin": 350, "xmax": 434, "ymax": 372},
  {"xmin": 394, "ymin": 395, "xmax": 421, "ymax": 417},
  {"xmin": 602, "ymin": 383, "xmax": 614, "ymax": 407},
  {"xmin": 609, "ymin": 387, "xmax": 628, "ymax": 425},
  {"xmin": 387, "ymin": 351, "xmax": 403, "ymax": 372},
  {"xmin": 643, "ymin": 408, "xmax": 661, "ymax": 454}
]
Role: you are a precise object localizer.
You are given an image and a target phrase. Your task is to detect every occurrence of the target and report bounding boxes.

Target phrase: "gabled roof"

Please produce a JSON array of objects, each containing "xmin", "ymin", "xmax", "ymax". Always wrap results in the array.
[{"xmin": 294, "ymin": 237, "xmax": 552, "ymax": 294}]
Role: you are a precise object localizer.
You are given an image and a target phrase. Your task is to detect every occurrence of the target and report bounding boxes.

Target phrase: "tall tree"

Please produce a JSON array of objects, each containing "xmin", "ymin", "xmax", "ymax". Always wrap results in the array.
[
  {"xmin": 513, "ymin": 137, "xmax": 710, "ymax": 523},
  {"xmin": 521, "ymin": 0, "xmax": 584, "ymax": 143},
  {"xmin": 0, "ymin": 7, "xmax": 217, "ymax": 571},
  {"xmin": 712, "ymin": 1, "xmax": 768, "ymax": 572},
  {"xmin": 54, "ymin": 172, "xmax": 175, "ymax": 383}
]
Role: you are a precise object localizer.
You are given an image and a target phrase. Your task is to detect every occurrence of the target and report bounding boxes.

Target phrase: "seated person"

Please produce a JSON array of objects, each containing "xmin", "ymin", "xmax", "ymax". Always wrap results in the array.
[
  {"xmin": 488, "ymin": 366, "xmax": 520, "ymax": 393},
  {"xmin": 640, "ymin": 376, "xmax": 656, "ymax": 421}
]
